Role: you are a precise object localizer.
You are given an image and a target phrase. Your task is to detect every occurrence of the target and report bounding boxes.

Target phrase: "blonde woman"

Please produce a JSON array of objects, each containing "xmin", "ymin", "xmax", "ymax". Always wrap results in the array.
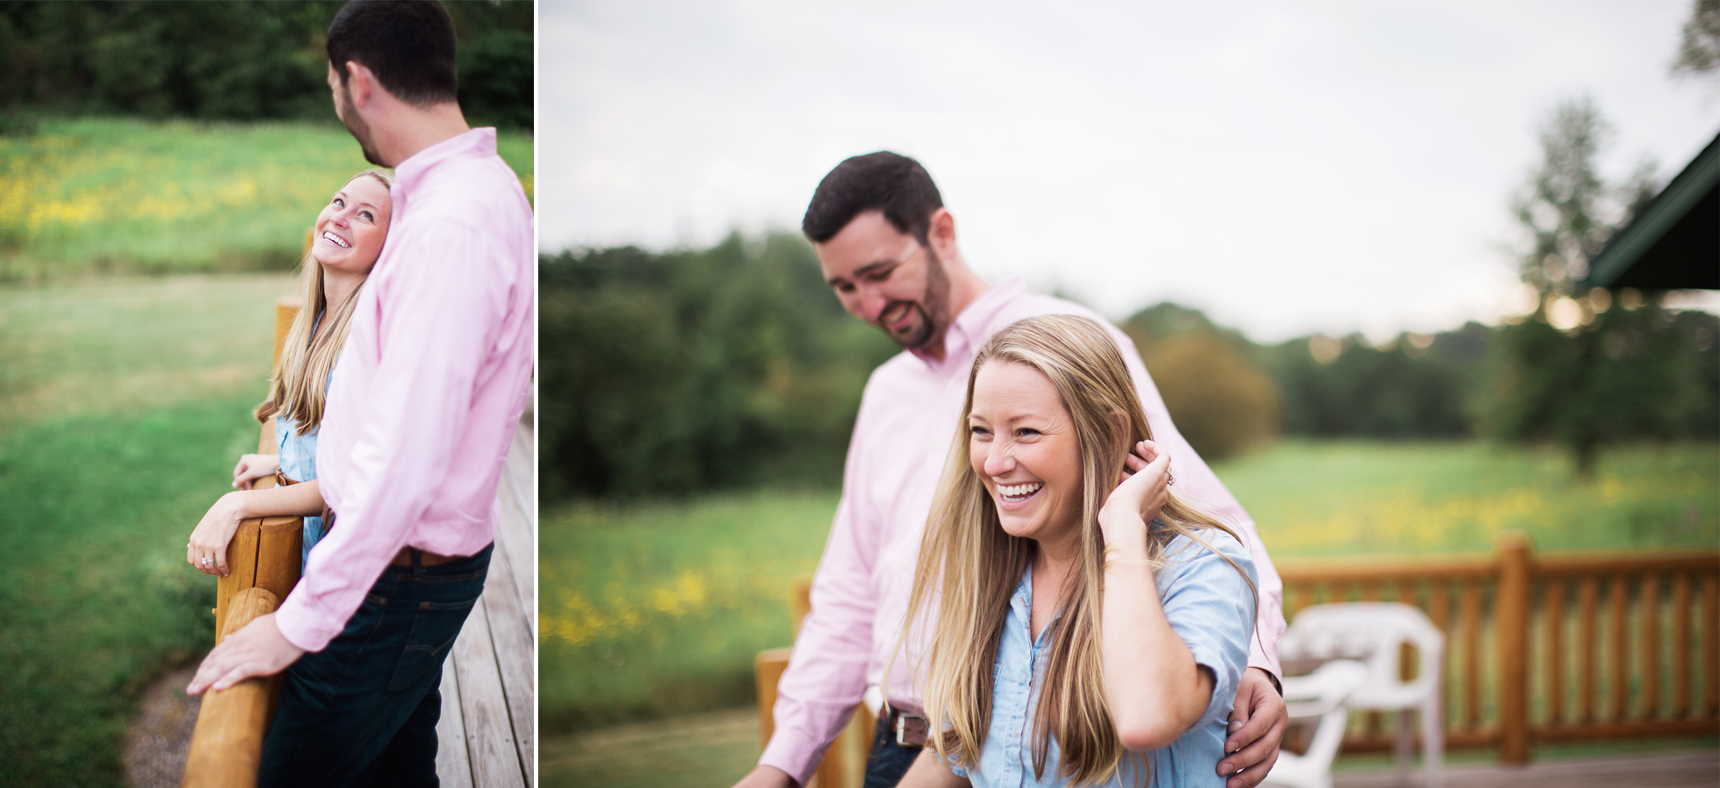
[
  {"xmin": 899, "ymin": 314, "xmax": 1257, "ymax": 788},
  {"xmin": 186, "ymin": 168, "xmax": 393, "ymax": 576}
]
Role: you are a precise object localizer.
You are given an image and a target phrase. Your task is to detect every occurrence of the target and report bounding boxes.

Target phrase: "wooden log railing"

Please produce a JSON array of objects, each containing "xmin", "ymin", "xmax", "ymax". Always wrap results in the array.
[
  {"xmin": 184, "ymin": 587, "xmax": 284, "ymax": 788},
  {"xmin": 1278, "ymin": 533, "xmax": 1720, "ymax": 763},
  {"xmin": 181, "ymin": 296, "xmax": 306, "ymax": 787}
]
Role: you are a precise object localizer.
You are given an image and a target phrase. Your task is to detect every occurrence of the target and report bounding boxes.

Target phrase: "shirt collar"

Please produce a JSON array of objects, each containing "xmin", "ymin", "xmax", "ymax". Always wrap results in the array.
[
  {"xmin": 910, "ymin": 276, "xmax": 1028, "ymax": 371},
  {"xmin": 1010, "ymin": 564, "xmax": 1033, "ymax": 626},
  {"xmin": 389, "ymin": 127, "xmax": 498, "ymax": 210}
]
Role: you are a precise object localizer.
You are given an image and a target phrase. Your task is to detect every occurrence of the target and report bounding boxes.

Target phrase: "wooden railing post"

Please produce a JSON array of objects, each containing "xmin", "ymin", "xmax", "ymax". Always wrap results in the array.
[
  {"xmin": 755, "ymin": 648, "xmax": 791, "ymax": 752},
  {"xmin": 1496, "ymin": 532, "xmax": 1532, "ymax": 764},
  {"xmin": 271, "ymin": 297, "xmax": 301, "ymax": 372}
]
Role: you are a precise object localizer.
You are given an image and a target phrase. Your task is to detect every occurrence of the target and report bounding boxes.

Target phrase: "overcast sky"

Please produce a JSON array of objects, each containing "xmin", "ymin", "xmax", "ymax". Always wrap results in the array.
[{"xmin": 538, "ymin": 0, "xmax": 1720, "ymax": 343}]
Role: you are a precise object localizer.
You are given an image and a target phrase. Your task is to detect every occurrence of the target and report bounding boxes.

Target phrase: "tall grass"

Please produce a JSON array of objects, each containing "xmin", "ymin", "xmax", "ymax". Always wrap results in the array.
[{"xmin": 0, "ymin": 118, "xmax": 534, "ymax": 281}]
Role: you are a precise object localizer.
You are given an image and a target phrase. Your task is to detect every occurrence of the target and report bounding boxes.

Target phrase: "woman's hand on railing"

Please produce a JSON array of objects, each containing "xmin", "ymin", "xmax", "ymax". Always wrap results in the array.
[
  {"xmin": 232, "ymin": 453, "xmax": 279, "ymax": 490},
  {"xmin": 188, "ymin": 493, "xmax": 251, "ymax": 577}
]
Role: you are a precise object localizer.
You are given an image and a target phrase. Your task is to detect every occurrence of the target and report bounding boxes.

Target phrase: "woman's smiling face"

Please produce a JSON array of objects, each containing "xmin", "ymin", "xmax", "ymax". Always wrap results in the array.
[
  {"xmin": 969, "ymin": 359, "xmax": 1084, "ymax": 548},
  {"xmin": 311, "ymin": 175, "xmax": 392, "ymax": 275}
]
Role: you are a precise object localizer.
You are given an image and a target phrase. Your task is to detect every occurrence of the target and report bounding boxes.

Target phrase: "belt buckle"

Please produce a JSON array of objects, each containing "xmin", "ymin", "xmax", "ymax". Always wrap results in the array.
[{"xmin": 894, "ymin": 709, "xmax": 928, "ymax": 747}]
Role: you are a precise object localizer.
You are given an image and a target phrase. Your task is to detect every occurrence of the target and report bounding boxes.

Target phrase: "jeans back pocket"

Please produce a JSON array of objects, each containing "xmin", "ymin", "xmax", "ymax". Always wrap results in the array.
[{"xmin": 386, "ymin": 595, "xmax": 482, "ymax": 692}]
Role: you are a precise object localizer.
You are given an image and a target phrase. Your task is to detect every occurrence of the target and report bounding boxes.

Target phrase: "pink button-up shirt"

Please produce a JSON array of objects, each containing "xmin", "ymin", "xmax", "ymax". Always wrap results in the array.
[
  {"xmin": 760, "ymin": 279, "xmax": 1285, "ymax": 785},
  {"xmin": 275, "ymin": 128, "xmax": 535, "ymax": 653}
]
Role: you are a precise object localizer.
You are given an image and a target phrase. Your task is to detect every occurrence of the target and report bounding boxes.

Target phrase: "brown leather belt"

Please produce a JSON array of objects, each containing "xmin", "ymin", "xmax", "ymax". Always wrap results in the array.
[
  {"xmin": 320, "ymin": 505, "xmax": 466, "ymax": 567},
  {"xmin": 886, "ymin": 703, "xmax": 929, "ymax": 747},
  {"xmin": 389, "ymin": 546, "xmax": 463, "ymax": 567},
  {"xmin": 275, "ymin": 471, "xmax": 301, "ymax": 487}
]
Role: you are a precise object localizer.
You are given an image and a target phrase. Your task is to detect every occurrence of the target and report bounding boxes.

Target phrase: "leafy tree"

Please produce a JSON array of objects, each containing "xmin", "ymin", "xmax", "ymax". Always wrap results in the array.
[
  {"xmin": 1263, "ymin": 334, "xmax": 1478, "ymax": 439},
  {"xmin": 538, "ymin": 233, "xmax": 897, "ymax": 499},
  {"xmin": 1672, "ymin": 0, "xmax": 1720, "ymax": 81},
  {"xmin": 1125, "ymin": 303, "xmax": 1486, "ymax": 447},
  {"xmin": 1488, "ymin": 98, "xmax": 1704, "ymax": 479},
  {"xmin": 1142, "ymin": 331, "xmax": 1279, "ymax": 461},
  {"xmin": 0, "ymin": 1, "xmax": 533, "ymax": 128}
]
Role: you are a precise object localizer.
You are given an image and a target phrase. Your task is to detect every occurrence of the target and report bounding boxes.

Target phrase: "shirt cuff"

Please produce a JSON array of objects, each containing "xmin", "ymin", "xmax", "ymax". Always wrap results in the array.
[
  {"xmin": 759, "ymin": 728, "xmax": 825, "ymax": 788},
  {"xmin": 274, "ymin": 591, "xmax": 340, "ymax": 653},
  {"xmin": 1247, "ymin": 665, "xmax": 1283, "ymax": 697}
]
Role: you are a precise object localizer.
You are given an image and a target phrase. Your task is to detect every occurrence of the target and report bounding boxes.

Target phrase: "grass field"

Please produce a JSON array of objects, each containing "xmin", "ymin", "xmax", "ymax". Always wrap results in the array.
[
  {"xmin": 0, "ymin": 274, "xmax": 293, "ymax": 785},
  {"xmin": 540, "ymin": 440, "xmax": 1720, "ymax": 735},
  {"xmin": 0, "ymin": 117, "xmax": 534, "ymax": 281}
]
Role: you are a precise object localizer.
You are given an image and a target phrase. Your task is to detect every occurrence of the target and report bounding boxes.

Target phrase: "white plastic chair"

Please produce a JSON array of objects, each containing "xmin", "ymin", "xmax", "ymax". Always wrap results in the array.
[
  {"xmin": 1274, "ymin": 602, "xmax": 1445, "ymax": 788},
  {"xmin": 1261, "ymin": 658, "xmax": 1369, "ymax": 788}
]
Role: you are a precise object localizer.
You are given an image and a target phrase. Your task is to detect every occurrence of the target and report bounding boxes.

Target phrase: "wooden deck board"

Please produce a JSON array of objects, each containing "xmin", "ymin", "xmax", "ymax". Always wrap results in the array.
[
  {"xmin": 434, "ymin": 662, "xmax": 475, "ymax": 788},
  {"xmin": 452, "ymin": 600, "xmax": 522, "ymax": 787},
  {"xmin": 482, "ymin": 536, "xmax": 536, "ymax": 786},
  {"xmin": 437, "ymin": 410, "xmax": 534, "ymax": 787},
  {"xmin": 496, "ymin": 417, "xmax": 536, "ymax": 638},
  {"xmin": 1331, "ymin": 751, "xmax": 1718, "ymax": 788}
]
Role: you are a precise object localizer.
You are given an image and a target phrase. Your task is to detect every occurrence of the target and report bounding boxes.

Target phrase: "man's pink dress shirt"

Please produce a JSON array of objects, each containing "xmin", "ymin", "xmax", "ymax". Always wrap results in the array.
[
  {"xmin": 275, "ymin": 128, "xmax": 535, "ymax": 653},
  {"xmin": 760, "ymin": 279, "xmax": 1286, "ymax": 785}
]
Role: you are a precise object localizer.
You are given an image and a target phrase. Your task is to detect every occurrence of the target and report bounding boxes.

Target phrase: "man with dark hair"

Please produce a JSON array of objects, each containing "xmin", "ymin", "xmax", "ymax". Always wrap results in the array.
[
  {"xmin": 734, "ymin": 152, "xmax": 1290, "ymax": 788},
  {"xmin": 186, "ymin": 2, "xmax": 535, "ymax": 785}
]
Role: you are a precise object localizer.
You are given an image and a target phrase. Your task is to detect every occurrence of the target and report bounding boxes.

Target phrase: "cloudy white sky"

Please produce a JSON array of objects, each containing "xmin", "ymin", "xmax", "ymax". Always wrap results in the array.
[{"xmin": 538, "ymin": 0, "xmax": 1720, "ymax": 343}]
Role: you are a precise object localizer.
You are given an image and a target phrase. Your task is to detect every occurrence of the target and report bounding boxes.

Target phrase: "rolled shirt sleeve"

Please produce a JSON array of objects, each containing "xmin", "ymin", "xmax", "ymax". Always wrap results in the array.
[{"xmin": 1155, "ymin": 531, "xmax": 1260, "ymax": 730}]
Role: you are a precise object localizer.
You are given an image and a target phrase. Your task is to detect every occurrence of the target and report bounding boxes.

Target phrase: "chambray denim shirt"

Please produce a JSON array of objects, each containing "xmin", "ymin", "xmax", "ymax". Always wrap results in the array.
[
  {"xmin": 275, "ymin": 313, "xmax": 331, "ymax": 567},
  {"xmin": 947, "ymin": 528, "xmax": 1257, "ymax": 788}
]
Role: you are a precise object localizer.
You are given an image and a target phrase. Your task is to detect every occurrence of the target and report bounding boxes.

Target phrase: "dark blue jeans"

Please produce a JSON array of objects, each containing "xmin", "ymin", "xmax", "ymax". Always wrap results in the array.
[
  {"xmin": 258, "ymin": 545, "xmax": 492, "ymax": 788},
  {"xmin": 863, "ymin": 712, "xmax": 923, "ymax": 788}
]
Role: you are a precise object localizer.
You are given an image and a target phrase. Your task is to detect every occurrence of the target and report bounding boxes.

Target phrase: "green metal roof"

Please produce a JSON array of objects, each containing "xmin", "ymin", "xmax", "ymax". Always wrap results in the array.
[{"xmin": 1585, "ymin": 129, "xmax": 1719, "ymax": 291}]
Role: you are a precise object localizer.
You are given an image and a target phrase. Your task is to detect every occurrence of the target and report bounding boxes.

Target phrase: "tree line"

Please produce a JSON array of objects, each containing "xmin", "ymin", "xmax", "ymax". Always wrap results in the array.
[
  {"xmin": 538, "ymin": 230, "xmax": 1718, "ymax": 500},
  {"xmin": 0, "ymin": 1, "xmax": 532, "ymax": 131}
]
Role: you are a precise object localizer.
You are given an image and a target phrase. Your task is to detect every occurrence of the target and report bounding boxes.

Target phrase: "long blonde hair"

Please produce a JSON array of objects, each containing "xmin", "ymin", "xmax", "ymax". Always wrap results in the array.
[
  {"xmin": 254, "ymin": 168, "xmax": 393, "ymax": 432},
  {"xmin": 903, "ymin": 314, "xmax": 1255, "ymax": 786}
]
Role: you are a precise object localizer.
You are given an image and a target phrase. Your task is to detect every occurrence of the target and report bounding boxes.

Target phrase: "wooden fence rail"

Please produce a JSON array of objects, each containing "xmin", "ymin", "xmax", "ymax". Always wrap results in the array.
[
  {"xmin": 760, "ymin": 533, "xmax": 1718, "ymax": 786},
  {"xmin": 1278, "ymin": 533, "xmax": 1720, "ymax": 762},
  {"xmin": 182, "ymin": 296, "xmax": 308, "ymax": 787},
  {"xmin": 183, "ymin": 588, "xmax": 284, "ymax": 788}
]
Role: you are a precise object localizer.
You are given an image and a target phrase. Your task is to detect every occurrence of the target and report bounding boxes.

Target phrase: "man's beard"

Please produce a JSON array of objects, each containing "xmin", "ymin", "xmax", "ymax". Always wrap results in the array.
[
  {"xmin": 883, "ymin": 242, "xmax": 953, "ymax": 352},
  {"xmin": 339, "ymin": 89, "xmax": 385, "ymax": 167}
]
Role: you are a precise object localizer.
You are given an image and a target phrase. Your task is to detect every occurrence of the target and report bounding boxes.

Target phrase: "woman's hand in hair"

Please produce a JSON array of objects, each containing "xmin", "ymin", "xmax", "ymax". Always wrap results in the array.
[
  {"xmin": 232, "ymin": 453, "xmax": 280, "ymax": 490},
  {"xmin": 1099, "ymin": 440, "xmax": 1171, "ymax": 544},
  {"xmin": 187, "ymin": 493, "xmax": 252, "ymax": 577}
]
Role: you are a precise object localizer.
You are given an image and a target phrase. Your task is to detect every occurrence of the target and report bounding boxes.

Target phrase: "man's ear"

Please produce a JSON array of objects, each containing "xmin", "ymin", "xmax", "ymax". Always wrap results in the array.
[
  {"xmin": 927, "ymin": 207, "xmax": 958, "ymax": 262},
  {"xmin": 344, "ymin": 61, "xmax": 376, "ymax": 109}
]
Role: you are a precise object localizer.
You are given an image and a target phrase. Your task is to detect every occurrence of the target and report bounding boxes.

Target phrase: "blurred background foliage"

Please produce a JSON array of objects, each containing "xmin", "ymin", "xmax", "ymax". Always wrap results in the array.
[
  {"xmin": 540, "ymin": 231, "xmax": 1718, "ymax": 501},
  {"xmin": 1488, "ymin": 96, "xmax": 1717, "ymax": 478},
  {"xmin": 0, "ymin": 119, "xmax": 533, "ymax": 281},
  {"xmin": 0, "ymin": 0, "xmax": 535, "ymax": 283},
  {"xmin": 0, "ymin": 0, "xmax": 533, "ymax": 131},
  {"xmin": 539, "ymin": 235, "xmax": 899, "ymax": 499}
]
